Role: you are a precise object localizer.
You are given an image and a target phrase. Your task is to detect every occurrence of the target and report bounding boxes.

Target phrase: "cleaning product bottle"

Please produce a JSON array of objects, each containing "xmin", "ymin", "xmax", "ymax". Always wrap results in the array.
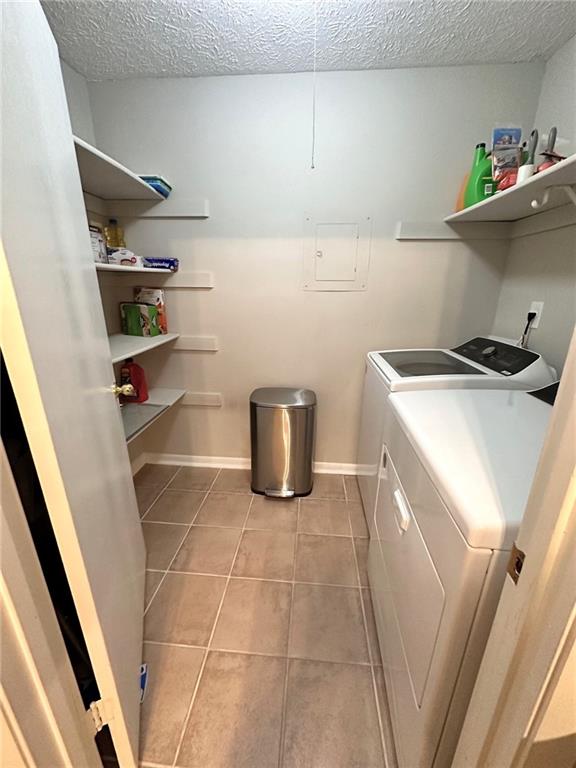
[
  {"xmin": 464, "ymin": 143, "xmax": 495, "ymax": 208},
  {"xmin": 119, "ymin": 358, "xmax": 149, "ymax": 403},
  {"xmin": 104, "ymin": 218, "xmax": 126, "ymax": 251}
]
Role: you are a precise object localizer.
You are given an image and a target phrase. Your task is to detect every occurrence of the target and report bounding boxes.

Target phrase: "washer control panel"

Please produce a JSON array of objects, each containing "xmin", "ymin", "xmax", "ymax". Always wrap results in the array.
[{"xmin": 451, "ymin": 337, "xmax": 539, "ymax": 376}]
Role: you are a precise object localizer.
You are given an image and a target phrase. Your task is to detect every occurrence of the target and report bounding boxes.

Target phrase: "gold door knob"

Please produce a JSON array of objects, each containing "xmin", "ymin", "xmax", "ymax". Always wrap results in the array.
[{"xmin": 111, "ymin": 383, "xmax": 135, "ymax": 398}]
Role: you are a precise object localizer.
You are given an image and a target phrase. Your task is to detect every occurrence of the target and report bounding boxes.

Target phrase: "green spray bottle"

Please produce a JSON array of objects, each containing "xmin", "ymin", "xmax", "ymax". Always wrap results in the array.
[{"xmin": 464, "ymin": 143, "xmax": 495, "ymax": 208}]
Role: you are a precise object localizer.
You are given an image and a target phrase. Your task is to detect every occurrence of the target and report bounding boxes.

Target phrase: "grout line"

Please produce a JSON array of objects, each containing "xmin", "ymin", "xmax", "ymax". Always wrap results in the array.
[
  {"xmin": 144, "ymin": 639, "xmax": 207, "ymax": 651},
  {"xmin": 144, "ymin": 469, "xmax": 222, "ymax": 617},
  {"xmin": 171, "ymin": 492, "xmax": 255, "ymax": 767},
  {"xmin": 144, "ymin": 518, "xmax": 365, "ymax": 538},
  {"xmin": 342, "ymin": 474, "xmax": 349, "ymax": 503},
  {"xmin": 146, "ymin": 567, "xmax": 362, "ymax": 591},
  {"xmin": 143, "ymin": 638, "xmax": 374, "ymax": 667},
  {"xmin": 347, "ymin": 508, "xmax": 388, "ymax": 764},
  {"xmin": 139, "ymin": 465, "xmax": 185, "ymax": 520},
  {"xmin": 167, "ymin": 570, "xmax": 360, "ymax": 589},
  {"xmin": 277, "ymin": 497, "xmax": 300, "ymax": 768},
  {"xmin": 143, "ymin": 637, "xmax": 375, "ymax": 670}
]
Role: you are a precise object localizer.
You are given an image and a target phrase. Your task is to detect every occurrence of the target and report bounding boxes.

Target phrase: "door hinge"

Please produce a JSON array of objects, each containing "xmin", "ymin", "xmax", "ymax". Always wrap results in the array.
[
  {"xmin": 86, "ymin": 699, "xmax": 110, "ymax": 735},
  {"xmin": 507, "ymin": 543, "xmax": 526, "ymax": 584}
]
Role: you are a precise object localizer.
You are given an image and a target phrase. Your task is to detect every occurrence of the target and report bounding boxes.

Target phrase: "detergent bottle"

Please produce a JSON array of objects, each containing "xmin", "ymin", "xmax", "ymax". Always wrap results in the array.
[{"xmin": 464, "ymin": 143, "xmax": 495, "ymax": 208}]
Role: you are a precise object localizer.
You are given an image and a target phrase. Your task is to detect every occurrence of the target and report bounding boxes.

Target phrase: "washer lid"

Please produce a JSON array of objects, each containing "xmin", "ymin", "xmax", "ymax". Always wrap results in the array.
[
  {"xmin": 378, "ymin": 349, "xmax": 485, "ymax": 377},
  {"xmin": 389, "ymin": 389, "xmax": 551, "ymax": 549},
  {"xmin": 250, "ymin": 387, "xmax": 316, "ymax": 408}
]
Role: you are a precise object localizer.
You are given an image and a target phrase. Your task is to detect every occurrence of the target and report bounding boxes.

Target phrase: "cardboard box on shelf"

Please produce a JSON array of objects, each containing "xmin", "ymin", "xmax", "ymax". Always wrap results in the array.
[
  {"xmin": 120, "ymin": 302, "xmax": 160, "ymax": 337},
  {"xmin": 134, "ymin": 288, "xmax": 168, "ymax": 334}
]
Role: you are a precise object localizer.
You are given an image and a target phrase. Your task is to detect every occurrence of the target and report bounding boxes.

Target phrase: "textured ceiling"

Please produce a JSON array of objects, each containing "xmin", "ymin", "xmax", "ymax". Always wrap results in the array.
[{"xmin": 42, "ymin": 0, "xmax": 576, "ymax": 80}]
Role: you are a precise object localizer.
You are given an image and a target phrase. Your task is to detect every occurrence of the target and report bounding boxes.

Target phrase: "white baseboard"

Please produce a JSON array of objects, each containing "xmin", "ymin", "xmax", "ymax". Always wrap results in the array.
[
  {"xmin": 139, "ymin": 452, "xmax": 359, "ymax": 475},
  {"xmin": 313, "ymin": 461, "xmax": 359, "ymax": 475}
]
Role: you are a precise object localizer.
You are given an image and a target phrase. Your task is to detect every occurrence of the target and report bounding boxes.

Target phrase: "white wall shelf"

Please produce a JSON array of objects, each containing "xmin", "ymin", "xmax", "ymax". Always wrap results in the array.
[
  {"xmin": 74, "ymin": 136, "xmax": 164, "ymax": 201},
  {"xmin": 109, "ymin": 332, "xmax": 179, "ymax": 364},
  {"xmin": 122, "ymin": 388, "xmax": 185, "ymax": 443},
  {"xmin": 445, "ymin": 155, "xmax": 576, "ymax": 223},
  {"xmin": 97, "ymin": 270, "xmax": 214, "ymax": 289},
  {"xmin": 96, "ymin": 263, "xmax": 176, "ymax": 274},
  {"xmin": 395, "ymin": 221, "xmax": 512, "ymax": 241}
]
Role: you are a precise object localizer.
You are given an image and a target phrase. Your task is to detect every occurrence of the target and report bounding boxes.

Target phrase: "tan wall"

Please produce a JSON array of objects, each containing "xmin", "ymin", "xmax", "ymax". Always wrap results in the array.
[{"xmin": 88, "ymin": 64, "xmax": 544, "ymax": 463}]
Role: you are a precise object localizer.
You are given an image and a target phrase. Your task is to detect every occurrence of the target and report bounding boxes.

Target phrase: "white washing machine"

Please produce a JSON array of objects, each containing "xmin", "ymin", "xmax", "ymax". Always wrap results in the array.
[
  {"xmin": 368, "ymin": 387, "xmax": 552, "ymax": 768},
  {"xmin": 357, "ymin": 336, "xmax": 556, "ymax": 536}
]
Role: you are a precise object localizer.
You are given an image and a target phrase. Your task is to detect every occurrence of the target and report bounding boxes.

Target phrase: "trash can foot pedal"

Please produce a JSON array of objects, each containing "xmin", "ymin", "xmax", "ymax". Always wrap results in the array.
[{"xmin": 264, "ymin": 488, "xmax": 295, "ymax": 498}]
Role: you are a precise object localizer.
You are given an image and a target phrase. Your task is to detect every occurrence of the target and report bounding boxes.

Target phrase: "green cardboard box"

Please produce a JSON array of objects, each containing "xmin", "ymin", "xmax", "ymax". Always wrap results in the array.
[{"xmin": 120, "ymin": 303, "xmax": 160, "ymax": 337}]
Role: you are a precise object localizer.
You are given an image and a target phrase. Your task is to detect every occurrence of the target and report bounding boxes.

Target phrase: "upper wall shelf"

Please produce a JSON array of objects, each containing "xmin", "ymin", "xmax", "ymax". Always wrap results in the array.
[
  {"xmin": 74, "ymin": 136, "xmax": 164, "ymax": 201},
  {"xmin": 444, "ymin": 154, "xmax": 576, "ymax": 223},
  {"xmin": 96, "ymin": 263, "xmax": 174, "ymax": 274}
]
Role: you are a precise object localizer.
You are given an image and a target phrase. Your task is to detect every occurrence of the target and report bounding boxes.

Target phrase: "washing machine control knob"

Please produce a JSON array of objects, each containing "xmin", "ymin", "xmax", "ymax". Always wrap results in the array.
[{"xmin": 481, "ymin": 345, "xmax": 497, "ymax": 358}]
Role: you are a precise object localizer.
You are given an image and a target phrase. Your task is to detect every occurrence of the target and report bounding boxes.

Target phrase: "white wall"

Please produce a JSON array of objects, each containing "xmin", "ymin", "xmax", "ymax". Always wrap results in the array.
[
  {"xmin": 89, "ymin": 64, "xmax": 543, "ymax": 464},
  {"xmin": 534, "ymin": 35, "xmax": 575, "ymax": 157},
  {"xmin": 491, "ymin": 224, "xmax": 576, "ymax": 377},
  {"xmin": 492, "ymin": 35, "xmax": 576, "ymax": 378},
  {"xmin": 59, "ymin": 60, "xmax": 95, "ymax": 143}
]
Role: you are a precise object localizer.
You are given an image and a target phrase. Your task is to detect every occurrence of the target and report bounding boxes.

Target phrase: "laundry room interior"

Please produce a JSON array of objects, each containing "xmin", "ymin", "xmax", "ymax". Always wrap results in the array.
[{"xmin": 2, "ymin": 2, "xmax": 575, "ymax": 768}]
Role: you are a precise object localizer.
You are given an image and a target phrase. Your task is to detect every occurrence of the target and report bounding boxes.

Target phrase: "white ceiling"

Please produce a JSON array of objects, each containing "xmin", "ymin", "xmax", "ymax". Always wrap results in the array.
[{"xmin": 42, "ymin": 0, "xmax": 576, "ymax": 81}]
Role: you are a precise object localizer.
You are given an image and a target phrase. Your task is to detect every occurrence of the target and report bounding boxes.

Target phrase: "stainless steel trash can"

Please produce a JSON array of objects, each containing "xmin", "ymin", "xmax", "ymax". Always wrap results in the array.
[{"xmin": 250, "ymin": 387, "xmax": 316, "ymax": 497}]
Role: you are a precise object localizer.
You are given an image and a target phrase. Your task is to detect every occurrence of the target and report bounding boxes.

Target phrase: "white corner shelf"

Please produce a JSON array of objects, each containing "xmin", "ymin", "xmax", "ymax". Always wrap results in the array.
[
  {"xmin": 96, "ymin": 263, "xmax": 175, "ymax": 274},
  {"xmin": 109, "ymin": 332, "xmax": 179, "ymax": 364},
  {"xmin": 444, "ymin": 154, "xmax": 576, "ymax": 223},
  {"xmin": 121, "ymin": 388, "xmax": 185, "ymax": 443},
  {"xmin": 74, "ymin": 136, "xmax": 164, "ymax": 201}
]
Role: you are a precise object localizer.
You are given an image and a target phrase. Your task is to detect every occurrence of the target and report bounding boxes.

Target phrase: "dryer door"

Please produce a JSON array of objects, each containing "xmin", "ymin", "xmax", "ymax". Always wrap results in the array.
[{"xmin": 375, "ymin": 449, "xmax": 445, "ymax": 707}]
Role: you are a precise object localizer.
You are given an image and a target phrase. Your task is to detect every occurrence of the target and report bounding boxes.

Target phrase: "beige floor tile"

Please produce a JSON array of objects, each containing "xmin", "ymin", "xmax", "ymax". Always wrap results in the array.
[
  {"xmin": 144, "ymin": 573, "xmax": 226, "ymax": 645},
  {"xmin": 134, "ymin": 463, "xmax": 180, "ymax": 488},
  {"xmin": 362, "ymin": 589, "xmax": 382, "ymax": 666},
  {"xmin": 246, "ymin": 495, "xmax": 298, "ymax": 532},
  {"xmin": 193, "ymin": 492, "xmax": 251, "ymax": 528},
  {"xmin": 145, "ymin": 570, "xmax": 164, "ymax": 610},
  {"xmin": 167, "ymin": 466, "xmax": 219, "ymax": 491},
  {"xmin": 142, "ymin": 523, "xmax": 188, "ymax": 570},
  {"xmin": 177, "ymin": 651, "xmax": 285, "ymax": 768},
  {"xmin": 282, "ymin": 659, "xmax": 385, "ymax": 767},
  {"xmin": 299, "ymin": 499, "xmax": 351, "ymax": 536},
  {"xmin": 135, "ymin": 485, "xmax": 161, "ymax": 517},
  {"xmin": 139, "ymin": 643, "xmax": 204, "ymax": 765},
  {"xmin": 374, "ymin": 667, "xmax": 399, "ymax": 768},
  {"xmin": 144, "ymin": 489, "xmax": 206, "ymax": 524},
  {"xmin": 289, "ymin": 584, "xmax": 369, "ymax": 664},
  {"xmin": 349, "ymin": 502, "xmax": 369, "ymax": 538},
  {"xmin": 211, "ymin": 468, "xmax": 252, "ymax": 494},
  {"xmin": 308, "ymin": 473, "xmax": 346, "ymax": 500},
  {"xmin": 295, "ymin": 534, "xmax": 358, "ymax": 586},
  {"xmin": 344, "ymin": 475, "xmax": 362, "ymax": 503},
  {"xmin": 232, "ymin": 530, "xmax": 295, "ymax": 580},
  {"xmin": 170, "ymin": 526, "xmax": 241, "ymax": 575},
  {"xmin": 355, "ymin": 538, "xmax": 369, "ymax": 586},
  {"xmin": 212, "ymin": 579, "xmax": 292, "ymax": 655}
]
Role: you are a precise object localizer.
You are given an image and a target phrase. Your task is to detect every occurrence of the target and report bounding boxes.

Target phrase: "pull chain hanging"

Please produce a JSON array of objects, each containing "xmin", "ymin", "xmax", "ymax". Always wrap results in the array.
[{"xmin": 311, "ymin": 0, "xmax": 317, "ymax": 169}]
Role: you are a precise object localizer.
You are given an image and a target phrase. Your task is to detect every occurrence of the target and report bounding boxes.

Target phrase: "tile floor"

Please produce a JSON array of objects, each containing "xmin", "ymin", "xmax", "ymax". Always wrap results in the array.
[{"xmin": 134, "ymin": 464, "xmax": 392, "ymax": 768}]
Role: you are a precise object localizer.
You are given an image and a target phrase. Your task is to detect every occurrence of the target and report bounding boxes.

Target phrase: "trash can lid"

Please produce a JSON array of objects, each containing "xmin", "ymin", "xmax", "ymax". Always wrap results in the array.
[{"xmin": 250, "ymin": 387, "xmax": 316, "ymax": 409}]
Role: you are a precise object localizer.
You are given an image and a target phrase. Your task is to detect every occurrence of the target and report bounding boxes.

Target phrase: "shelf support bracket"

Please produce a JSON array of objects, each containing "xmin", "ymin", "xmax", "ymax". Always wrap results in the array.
[{"xmin": 531, "ymin": 184, "xmax": 576, "ymax": 210}]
